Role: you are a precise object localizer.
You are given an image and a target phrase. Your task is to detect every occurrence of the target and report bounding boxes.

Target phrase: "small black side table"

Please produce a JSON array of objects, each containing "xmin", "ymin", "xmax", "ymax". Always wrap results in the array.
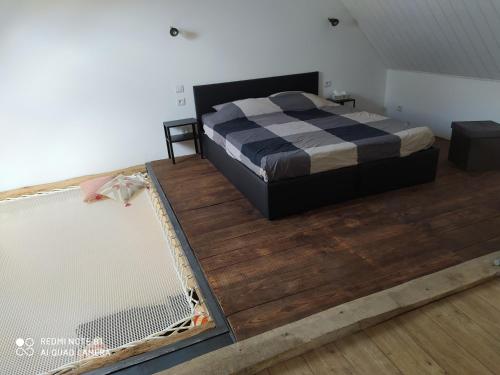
[
  {"xmin": 332, "ymin": 98, "xmax": 356, "ymax": 108},
  {"xmin": 163, "ymin": 118, "xmax": 202, "ymax": 164}
]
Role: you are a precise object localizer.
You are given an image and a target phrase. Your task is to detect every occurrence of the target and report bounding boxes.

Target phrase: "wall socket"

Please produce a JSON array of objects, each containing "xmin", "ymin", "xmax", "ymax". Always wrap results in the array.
[
  {"xmin": 396, "ymin": 105, "xmax": 403, "ymax": 112},
  {"xmin": 177, "ymin": 98, "xmax": 186, "ymax": 106},
  {"xmin": 324, "ymin": 81, "xmax": 332, "ymax": 88}
]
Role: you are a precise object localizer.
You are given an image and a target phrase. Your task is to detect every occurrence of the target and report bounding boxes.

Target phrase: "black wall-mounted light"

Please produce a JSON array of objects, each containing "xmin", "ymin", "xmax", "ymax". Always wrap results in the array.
[
  {"xmin": 328, "ymin": 18, "xmax": 340, "ymax": 27},
  {"xmin": 170, "ymin": 27, "xmax": 180, "ymax": 37}
]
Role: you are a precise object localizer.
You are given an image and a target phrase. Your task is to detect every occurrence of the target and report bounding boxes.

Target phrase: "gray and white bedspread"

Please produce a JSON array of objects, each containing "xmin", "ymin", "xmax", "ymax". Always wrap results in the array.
[{"xmin": 203, "ymin": 97, "xmax": 435, "ymax": 182}]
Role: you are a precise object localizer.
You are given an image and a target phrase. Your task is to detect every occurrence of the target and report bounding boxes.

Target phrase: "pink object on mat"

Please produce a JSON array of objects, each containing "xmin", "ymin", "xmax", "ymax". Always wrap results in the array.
[
  {"xmin": 80, "ymin": 175, "xmax": 114, "ymax": 202},
  {"xmin": 97, "ymin": 174, "xmax": 146, "ymax": 206}
]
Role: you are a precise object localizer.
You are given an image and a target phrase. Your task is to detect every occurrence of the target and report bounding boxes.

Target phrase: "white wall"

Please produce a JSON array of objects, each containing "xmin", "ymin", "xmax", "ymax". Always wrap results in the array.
[
  {"xmin": 0, "ymin": 0, "xmax": 387, "ymax": 191},
  {"xmin": 385, "ymin": 69, "xmax": 500, "ymax": 139}
]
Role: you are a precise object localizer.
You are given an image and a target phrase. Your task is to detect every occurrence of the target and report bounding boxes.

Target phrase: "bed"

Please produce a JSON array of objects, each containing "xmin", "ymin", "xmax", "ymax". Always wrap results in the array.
[{"xmin": 194, "ymin": 72, "xmax": 439, "ymax": 219}]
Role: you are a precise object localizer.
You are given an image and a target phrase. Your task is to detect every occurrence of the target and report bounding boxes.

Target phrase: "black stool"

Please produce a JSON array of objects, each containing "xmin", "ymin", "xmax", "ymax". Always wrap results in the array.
[{"xmin": 449, "ymin": 121, "xmax": 500, "ymax": 171}]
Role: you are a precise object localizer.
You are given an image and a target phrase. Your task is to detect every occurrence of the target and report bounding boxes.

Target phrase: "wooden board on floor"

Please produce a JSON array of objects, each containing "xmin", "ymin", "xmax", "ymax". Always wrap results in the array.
[
  {"xmin": 263, "ymin": 279, "xmax": 500, "ymax": 375},
  {"xmin": 150, "ymin": 139, "xmax": 500, "ymax": 341}
]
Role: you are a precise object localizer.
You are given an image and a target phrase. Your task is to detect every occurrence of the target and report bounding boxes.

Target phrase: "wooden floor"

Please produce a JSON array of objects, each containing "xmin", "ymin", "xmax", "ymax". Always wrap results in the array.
[
  {"xmin": 151, "ymin": 139, "xmax": 500, "ymax": 341},
  {"xmin": 258, "ymin": 279, "xmax": 500, "ymax": 375}
]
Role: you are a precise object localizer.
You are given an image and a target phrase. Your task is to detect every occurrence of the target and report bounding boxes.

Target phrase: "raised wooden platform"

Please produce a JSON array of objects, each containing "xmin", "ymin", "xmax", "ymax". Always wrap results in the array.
[
  {"xmin": 150, "ymin": 139, "xmax": 500, "ymax": 341},
  {"xmin": 158, "ymin": 252, "xmax": 499, "ymax": 375}
]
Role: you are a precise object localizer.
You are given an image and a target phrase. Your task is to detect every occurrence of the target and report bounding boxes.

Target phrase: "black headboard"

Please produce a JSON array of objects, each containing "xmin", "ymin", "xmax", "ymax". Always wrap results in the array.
[{"xmin": 193, "ymin": 72, "xmax": 319, "ymax": 126}]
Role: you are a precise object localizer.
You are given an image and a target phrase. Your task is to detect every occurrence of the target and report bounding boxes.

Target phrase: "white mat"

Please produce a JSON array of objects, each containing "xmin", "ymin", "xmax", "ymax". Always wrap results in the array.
[{"xmin": 0, "ymin": 188, "xmax": 193, "ymax": 375}]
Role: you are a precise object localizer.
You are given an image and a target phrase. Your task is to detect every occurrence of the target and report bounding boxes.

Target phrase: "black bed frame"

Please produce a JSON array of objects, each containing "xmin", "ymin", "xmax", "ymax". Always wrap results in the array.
[{"xmin": 194, "ymin": 72, "xmax": 440, "ymax": 220}]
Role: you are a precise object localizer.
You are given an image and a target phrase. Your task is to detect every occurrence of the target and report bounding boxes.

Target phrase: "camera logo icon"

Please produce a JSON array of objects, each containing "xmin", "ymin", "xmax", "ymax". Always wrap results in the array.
[{"xmin": 15, "ymin": 338, "xmax": 34, "ymax": 357}]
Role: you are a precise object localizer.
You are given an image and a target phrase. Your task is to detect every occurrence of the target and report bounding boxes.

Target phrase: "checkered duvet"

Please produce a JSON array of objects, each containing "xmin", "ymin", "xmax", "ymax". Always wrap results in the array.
[{"xmin": 203, "ymin": 94, "xmax": 435, "ymax": 182}]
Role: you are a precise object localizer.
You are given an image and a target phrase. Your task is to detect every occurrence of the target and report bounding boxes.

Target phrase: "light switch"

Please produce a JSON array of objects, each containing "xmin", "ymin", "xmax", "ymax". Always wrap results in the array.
[{"xmin": 176, "ymin": 85, "xmax": 184, "ymax": 94}]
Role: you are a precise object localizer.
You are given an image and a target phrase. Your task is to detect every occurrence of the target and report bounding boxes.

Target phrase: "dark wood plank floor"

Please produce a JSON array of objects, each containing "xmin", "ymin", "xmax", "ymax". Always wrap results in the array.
[{"xmin": 151, "ymin": 139, "xmax": 500, "ymax": 341}]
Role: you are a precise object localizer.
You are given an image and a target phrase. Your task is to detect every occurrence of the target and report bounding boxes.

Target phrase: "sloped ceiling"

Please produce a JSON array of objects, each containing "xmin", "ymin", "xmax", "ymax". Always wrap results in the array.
[{"xmin": 342, "ymin": 0, "xmax": 500, "ymax": 80}]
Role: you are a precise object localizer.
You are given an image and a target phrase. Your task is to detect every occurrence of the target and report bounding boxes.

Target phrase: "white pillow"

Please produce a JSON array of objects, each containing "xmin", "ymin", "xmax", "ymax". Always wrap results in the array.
[{"xmin": 214, "ymin": 97, "xmax": 282, "ymax": 117}]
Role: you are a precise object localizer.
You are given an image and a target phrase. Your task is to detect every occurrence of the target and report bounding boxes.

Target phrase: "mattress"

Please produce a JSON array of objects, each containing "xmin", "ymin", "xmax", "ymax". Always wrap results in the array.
[
  {"xmin": 203, "ymin": 105, "xmax": 435, "ymax": 182},
  {"xmin": 0, "ymin": 187, "xmax": 196, "ymax": 375}
]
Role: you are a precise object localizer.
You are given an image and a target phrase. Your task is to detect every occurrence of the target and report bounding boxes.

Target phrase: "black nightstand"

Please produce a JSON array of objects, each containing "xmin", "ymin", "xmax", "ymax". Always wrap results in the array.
[
  {"xmin": 163, "ymin": 118, "xmax": 202, "ymax": 164},
  {"xmin": 332, "ymin": 98, "xmax": 356, "ymax": 108}
]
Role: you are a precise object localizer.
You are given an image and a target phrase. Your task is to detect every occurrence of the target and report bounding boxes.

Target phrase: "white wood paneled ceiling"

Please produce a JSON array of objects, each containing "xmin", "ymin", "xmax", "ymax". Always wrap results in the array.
[{"xmin": 342, "ymin": 0, "xmax": 500, "ymax": 80}]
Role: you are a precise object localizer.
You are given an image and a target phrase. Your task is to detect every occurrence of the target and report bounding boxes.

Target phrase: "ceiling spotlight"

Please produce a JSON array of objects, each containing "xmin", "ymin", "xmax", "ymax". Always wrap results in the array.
[
  {"xmin": 170, "ymin": 27, "xmax": 180, "ymax": 37},
  {"xmin": 328, "ymin": 18, "xmax": 340, "ymax": 27}
]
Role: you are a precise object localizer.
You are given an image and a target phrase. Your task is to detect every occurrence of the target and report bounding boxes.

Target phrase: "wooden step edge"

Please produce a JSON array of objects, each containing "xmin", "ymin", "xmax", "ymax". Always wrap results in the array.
[{"xmin": 155, "ymin": 251, "xmax": 500, "ymax": 375}]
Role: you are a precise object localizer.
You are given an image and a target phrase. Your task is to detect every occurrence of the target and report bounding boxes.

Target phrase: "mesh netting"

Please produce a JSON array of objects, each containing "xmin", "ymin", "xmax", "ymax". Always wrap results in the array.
[{"xmin": 0, "ymin": 187, "xmax": 194, "ymax": 375}]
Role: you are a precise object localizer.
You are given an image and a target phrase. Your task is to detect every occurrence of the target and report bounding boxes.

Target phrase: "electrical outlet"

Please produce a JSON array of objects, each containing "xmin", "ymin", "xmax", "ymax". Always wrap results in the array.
[
  {"xmin": 396, "ymin": 105, "xmax": 403, "ymax": 112},
  {"xmin": 324, "ymin": 81, "xmax": 332, "ymax": 88},
  {"xmin": 175, "ymin": 85, "xmax": 184, "ymax": 94},
  {"xmin": 177, "ymin": 98, "xmax": 186, "ymax": 106}
]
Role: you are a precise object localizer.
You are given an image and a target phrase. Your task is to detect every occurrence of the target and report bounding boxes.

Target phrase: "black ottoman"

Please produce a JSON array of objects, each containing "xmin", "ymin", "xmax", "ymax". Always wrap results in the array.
[{"xmin": 449, "ymin": 121, "xmax": 500, "ymax": 171}]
